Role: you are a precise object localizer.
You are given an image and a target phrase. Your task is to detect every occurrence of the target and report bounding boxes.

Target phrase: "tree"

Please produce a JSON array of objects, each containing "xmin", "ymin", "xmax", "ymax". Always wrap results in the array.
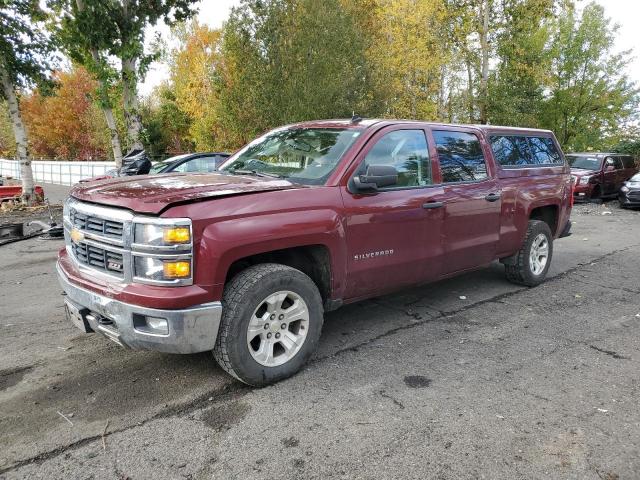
[
  {"xmin": 216, "ymin": 0, "xmax": 377, "ymax": 148},
  {"xmin": 370, "ymin": 0, "xmax": 449, "ymax": 120},
  {"xmin": 21, "ymin": 66, "xmax": 112, "ymax": 160},
  {"xmin": 488, "ymin": 0, "xmax": 555, "ymax": 126},
  {"xmin": 0, "ymin": 0, "xmax": 57, "ymax": 204},
  {"xmin": 539, "ymin": 2, "xmax": 638, "ymax": 150},
  {"xmin": 51, "ymin": 0, "xmax": 199, "ymax": 161},
  {"xmin": 169, "ymin": 21, "xmax": 223, "ymax": 150}
]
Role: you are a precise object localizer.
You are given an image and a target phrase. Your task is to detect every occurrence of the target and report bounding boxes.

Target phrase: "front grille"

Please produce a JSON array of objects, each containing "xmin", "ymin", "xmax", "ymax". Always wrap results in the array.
[
  {"xmin": 70, "ymin": 210, "xmax": 124, "ymax": 239},
  {"xmin": 72, "ymin": 242, "xmax": 124, "ymax": 276},
  {"xmin": 628, "ymin": 191, "xmax": 640, "ymax": 199}
]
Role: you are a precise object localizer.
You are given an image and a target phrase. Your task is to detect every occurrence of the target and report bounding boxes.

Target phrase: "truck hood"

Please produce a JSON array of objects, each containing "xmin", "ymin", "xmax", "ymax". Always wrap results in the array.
[{"xmin": 70, "ymin": 173, "xmax": 305, "ymax": 214}]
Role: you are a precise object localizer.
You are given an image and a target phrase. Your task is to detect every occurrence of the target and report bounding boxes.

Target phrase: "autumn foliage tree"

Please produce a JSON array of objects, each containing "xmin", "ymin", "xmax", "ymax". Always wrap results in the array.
[{"xmin": 21, "ymin": 66, "xmax": 111, "ymax": 160}]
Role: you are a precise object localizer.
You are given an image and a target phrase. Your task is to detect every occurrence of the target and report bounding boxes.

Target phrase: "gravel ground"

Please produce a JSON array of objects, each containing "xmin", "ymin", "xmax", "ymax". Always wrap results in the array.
[{"xmin": 0, "ymin": 200, "xmax": 638, "ymax": 479}]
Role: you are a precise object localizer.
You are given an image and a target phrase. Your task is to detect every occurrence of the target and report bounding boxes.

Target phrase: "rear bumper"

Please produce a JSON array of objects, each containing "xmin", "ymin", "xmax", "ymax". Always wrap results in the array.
[{"xmin": 57, "ymin": 261, "xmax": 222, "ymax": 354}]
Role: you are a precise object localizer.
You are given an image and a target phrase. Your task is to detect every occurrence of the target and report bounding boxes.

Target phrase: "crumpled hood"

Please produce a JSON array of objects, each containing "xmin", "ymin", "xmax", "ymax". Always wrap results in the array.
[{"xmin": 70, "ymin": 173, "xmax": 305, "ymax": 214}]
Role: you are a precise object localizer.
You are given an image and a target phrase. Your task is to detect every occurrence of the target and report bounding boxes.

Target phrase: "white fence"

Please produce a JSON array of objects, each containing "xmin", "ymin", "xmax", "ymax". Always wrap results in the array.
[{"xmin": 0, "ymin": 159, "xmax": 116, "ymax": 186}]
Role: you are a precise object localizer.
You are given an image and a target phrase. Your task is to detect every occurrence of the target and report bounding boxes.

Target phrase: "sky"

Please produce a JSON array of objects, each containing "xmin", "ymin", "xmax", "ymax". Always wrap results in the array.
[{"xmin": 139, "ymin": 0, "xmax": 640, "ymax": 96}]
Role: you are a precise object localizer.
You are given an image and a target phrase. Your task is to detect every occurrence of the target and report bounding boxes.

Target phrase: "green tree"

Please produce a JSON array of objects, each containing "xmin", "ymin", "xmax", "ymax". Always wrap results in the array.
[
  {"xmin": 51, "ymin": 0, "xmax": 199, "ymax": 162},
  {"xmin": 488, "ymin": 0, "xmax": 555, "ymax": 126},
  {"xmin": 0, "ymin": 0, "xmax": 57, "ymax": 203},
  {"xmin": 540, "ymin": 2, "xmax": 639, "ymax": 150},
  {"xmin": 216, "ymin": 0, "xmax": 377, "ymax": 148}
]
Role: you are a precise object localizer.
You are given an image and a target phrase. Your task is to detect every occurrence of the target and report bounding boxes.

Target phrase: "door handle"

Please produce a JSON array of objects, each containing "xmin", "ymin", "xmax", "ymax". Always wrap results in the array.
[
  {"xmin": 485, "ymin": 192, "xmax": 501, "ymax": 202},
  {"xmin": 422, "ymin": 201, "xmax": 444, "ymax": 209}
]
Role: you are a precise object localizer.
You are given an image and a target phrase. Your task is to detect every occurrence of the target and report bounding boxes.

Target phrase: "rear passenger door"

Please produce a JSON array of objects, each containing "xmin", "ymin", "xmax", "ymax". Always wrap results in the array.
[{"xmin": 431, "ymin": 128, "xmax": 501, "ymax": 274}]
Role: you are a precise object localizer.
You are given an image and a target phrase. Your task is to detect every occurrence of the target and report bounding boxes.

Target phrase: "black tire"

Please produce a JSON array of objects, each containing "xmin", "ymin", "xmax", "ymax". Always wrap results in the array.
[
  {"xmin": 213, "ymin": 263, "xmax": 324, "ymax": 386},
  {"xmin": 590, "ymin": 186, "xmax": 602, "ymax": 203},
  {"xmin": 504, "ymin": 220, "xmax": 553, "ymax": 287}
]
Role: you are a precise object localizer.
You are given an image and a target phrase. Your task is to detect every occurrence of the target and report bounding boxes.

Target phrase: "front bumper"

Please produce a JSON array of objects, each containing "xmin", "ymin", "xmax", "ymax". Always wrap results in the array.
[
  {"xmin": 619, "ymin": 192, "xmax": 640, "ymax": 207},
  {"xmin": 57, "ymin": 261, "xmax": 222, "ymax": 354},
  {"xmin": 573, "ymin": 182, "xmax": 596, "ymax": 202}
]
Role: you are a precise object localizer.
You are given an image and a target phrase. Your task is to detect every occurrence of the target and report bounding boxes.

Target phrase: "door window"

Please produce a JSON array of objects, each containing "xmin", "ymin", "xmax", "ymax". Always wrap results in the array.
[
  {"xmin": 433, "ymin": 130, "xmax": 488, "ymax": 183},
  {"xmin": 361, "ymin": 130, "xmax": 431, "ymax": 188},
  {"xmin": 605, "ymin": 157, "xmax": 623, "ymax": 170}
]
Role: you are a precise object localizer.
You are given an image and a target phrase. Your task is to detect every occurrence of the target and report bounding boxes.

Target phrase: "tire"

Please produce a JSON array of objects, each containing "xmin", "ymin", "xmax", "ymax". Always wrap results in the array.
[
  {"xmin": 213, "ymin": 263, "xmax": 324, "ymax": 386},
  {"xmin": 504, "ymin": 220, "xmax": 553, "ymax": 287},
  {"xmin": 590, "ymin": 186, "xmax": 602, "ymax": 203}
]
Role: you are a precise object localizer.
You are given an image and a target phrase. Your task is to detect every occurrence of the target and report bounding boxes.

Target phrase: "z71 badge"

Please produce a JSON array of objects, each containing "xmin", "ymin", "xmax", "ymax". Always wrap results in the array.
[{"xmin": 354, "ymin": 249, "xmax": 394, "ymax": 261}]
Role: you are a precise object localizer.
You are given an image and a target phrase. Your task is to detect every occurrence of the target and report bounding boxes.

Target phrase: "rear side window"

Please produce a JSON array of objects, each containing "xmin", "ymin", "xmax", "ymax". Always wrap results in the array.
[
  {"xmin": 528, "ymin": 137, "xmax": 562, "ymax": 164},
  {"xmin": 491, "ymin": 135, "xmax": 562, "ymax": 167},
  {"xmin": 362, "ymin": 129, "xmax": 431, "ymax": 188},
  {"xmin": 621, "ymin": 156, "xmax": 635, "ymax": 169},
  {"xmin": 433, "ymin": 130, "xmax": 488, "ymax": 183},
  {"xmin": 490, "ymin": 136, "xmax": 532, "ymax": 166}
]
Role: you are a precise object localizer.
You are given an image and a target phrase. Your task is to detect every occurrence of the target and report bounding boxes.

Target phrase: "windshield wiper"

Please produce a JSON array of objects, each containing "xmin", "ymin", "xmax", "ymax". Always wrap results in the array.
[{"xmin": 228, "ymin": 169, "xmax": 285, "ymax": 179}]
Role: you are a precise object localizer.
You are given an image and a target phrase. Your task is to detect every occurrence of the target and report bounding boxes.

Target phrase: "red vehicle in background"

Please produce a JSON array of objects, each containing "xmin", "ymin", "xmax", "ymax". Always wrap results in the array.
[
  {"xmin": 0, "ymin": 184, "xmax": 44, "ymax": 202},
  {"xmin": 567, "ymin": 153, "xmax": 638, "ymax": 202},
  {"xmin": 57, "ymin": 119, "xmax": 572, "ymax": 386}
]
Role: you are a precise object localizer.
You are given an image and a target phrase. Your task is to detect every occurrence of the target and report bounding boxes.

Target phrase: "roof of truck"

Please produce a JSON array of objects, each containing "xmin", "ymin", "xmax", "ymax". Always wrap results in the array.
[{"xmin": 288, "ymin": 118, "xmax": 554, "ymax": 134}]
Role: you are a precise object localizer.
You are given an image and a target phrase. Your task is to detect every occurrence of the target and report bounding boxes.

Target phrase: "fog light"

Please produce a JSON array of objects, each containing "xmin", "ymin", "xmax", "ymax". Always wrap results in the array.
[
  {"xmin": 163, "ymin": 261, "xmax": 191, "ymax": 279},
  {"xmin": 134, "ymin": 314, "xmax": 169, "ymax": 335}
]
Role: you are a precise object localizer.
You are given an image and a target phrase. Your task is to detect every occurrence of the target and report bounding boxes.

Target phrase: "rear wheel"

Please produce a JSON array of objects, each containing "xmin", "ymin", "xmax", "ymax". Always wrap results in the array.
[
  {"xmin": 213, "ymin": 263, "xmax": 324, "ymax": 386},
  {"xmin": 504, "ymin": 220, "xmax": 553, "ymax": 287}
]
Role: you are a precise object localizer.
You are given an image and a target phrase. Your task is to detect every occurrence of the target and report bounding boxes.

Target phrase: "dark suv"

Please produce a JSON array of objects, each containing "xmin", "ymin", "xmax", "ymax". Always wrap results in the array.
[{"xmin": 568, "ymin": 153, "xmax": 638, "ymax": 202}]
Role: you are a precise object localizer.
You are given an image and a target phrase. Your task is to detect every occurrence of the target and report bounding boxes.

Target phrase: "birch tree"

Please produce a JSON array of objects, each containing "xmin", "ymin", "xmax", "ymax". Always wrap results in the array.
[
  {"xmin": 52, "ymin": 0, "xmax": 198, "ymax": 157},
  {"xmin": 0, "ymin": 0, "xmax": 56, "ymax": 204}
]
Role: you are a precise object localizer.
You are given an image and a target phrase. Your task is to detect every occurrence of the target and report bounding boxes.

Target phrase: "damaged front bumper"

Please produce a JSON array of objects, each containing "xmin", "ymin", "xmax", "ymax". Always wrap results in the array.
[{"xmin": 57, "ymin": 261, "xmax": 222, "ymax": 354}]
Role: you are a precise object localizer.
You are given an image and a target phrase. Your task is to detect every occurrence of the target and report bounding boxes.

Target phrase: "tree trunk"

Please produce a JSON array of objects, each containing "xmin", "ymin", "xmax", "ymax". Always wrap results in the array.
[
  {"xmin": 75, "ymin": 0, "xmax": 123, "ymax": 167},
  {"xmin": 479, "ymin": 0, "xmax": 490, "ymax": 124},
  {"xmin": 465, "ymin": 57, "xmax": 474, "ymax": 122},
  {"xmin": 122, "ymin": 56, "xmax": 144, "ymax": 153},
  {"xmin": 0, "ymin": 63, "xmax": 35, "ymax": 205}
]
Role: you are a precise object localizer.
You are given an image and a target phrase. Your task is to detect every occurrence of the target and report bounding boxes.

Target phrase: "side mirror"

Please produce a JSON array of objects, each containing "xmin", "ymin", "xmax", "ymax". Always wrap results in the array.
[
  {"xmin": 353, "ymin": 165, "xmax": 398, "ymax": 192},
  {"xmin": 605, "ymin": 165, "xmax": 615, "ymax": 172}
]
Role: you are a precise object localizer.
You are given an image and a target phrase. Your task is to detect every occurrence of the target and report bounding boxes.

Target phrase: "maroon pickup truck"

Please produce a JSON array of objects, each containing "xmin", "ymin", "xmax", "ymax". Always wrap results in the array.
[{"xmin": 57, "ymin": 119, "xmax": 572, "ymax": 386}]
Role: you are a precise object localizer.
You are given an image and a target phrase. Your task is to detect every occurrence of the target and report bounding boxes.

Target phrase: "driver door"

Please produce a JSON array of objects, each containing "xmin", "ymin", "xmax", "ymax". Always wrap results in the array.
[{"xmin": 340, "ymin": 126, "xmax": 445, "ymax": 300}]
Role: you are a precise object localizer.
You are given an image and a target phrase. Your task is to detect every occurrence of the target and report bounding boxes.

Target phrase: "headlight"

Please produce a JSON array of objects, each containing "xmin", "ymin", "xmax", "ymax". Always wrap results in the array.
[
  {"xmin": 579, "ymin": 176, "xmax": 591, "ymax": 185},
  {"xmin": 621, "ymin": 185, "xmax": 629, "ymax": 193},
  {"xmin": 134, "ymin": 257, "xmax": 191, "ymax": 281},
  {"xmin": 135, "ymin": 223, "xmax": 191, "ymax": 246}
]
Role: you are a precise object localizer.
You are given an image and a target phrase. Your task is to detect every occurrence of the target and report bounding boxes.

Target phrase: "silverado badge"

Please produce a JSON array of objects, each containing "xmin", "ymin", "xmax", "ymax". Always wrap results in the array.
[{"xmin": 70, "ymin": 227, "xmax": 84, "ymax": 244}]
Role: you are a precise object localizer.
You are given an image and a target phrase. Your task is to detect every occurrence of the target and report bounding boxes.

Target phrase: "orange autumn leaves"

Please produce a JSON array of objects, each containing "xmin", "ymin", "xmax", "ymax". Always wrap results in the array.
[{"xmin": 21, "ymin": 67, "xmax": 111, "ymax": 160}]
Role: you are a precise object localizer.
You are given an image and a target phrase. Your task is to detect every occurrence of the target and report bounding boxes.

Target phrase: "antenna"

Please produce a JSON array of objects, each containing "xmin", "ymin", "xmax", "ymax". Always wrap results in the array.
[{"xmin": 351, "ymin": 112, "xmax": 363, "ymax": 124}]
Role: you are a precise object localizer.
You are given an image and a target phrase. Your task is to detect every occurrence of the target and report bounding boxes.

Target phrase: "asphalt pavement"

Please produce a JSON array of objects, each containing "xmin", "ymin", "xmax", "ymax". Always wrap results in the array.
[{"xmin": 0, "ymin": 201, "xmax": 639, "ymax": 479}]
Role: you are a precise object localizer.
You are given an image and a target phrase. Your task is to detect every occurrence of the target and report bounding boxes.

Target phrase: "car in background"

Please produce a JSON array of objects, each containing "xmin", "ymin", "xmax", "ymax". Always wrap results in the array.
[
  {"xmin": 568, "ymin": 153, "xmax": 637, "ymax": 202},
  {"xmin": 619, "ymin": 172, "xmax": 640, "ymax": 208},
  {"xmin": 148, "ymin": 152, "xmax": 231, "ymax": 174},
  {"xmin": 80, "ymin": 152, "xmax": 231, "ymax": 183}
]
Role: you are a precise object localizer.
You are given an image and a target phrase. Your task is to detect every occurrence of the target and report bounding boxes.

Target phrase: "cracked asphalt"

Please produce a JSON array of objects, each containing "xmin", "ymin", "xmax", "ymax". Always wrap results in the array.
[{"xmin": 1, "ymin": 201, "xmax": 639, "ymax": 479}]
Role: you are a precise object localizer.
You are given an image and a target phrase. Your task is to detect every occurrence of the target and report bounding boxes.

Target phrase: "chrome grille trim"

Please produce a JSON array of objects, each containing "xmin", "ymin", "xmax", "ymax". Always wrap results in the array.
[{"xmin": 63, "ymin": 198, "xmax": 193, "ymax": 286}]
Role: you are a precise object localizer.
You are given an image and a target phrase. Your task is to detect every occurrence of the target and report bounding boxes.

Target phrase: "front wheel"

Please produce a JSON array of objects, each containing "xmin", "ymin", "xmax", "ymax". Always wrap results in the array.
[
  {"xmin": 213, "ymin": 263, "xmax": 324, "ymax": 386},
  {"xmin": 503, "ymin": 220, "xmax": 553, "ymax": 287}
]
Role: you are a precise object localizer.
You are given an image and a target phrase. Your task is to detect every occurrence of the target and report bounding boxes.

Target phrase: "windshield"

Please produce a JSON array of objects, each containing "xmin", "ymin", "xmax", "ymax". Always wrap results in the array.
[
  {"xmin": 220, "ymin": 127, "xmax": 363, "ymax": 185},
  {"xmin": 568, "ymin": 155, "xmax": 602, "ymax": 171},
  {"xmin": 149, "ymin": 161, "xmax": 171, "ymax": 174}
]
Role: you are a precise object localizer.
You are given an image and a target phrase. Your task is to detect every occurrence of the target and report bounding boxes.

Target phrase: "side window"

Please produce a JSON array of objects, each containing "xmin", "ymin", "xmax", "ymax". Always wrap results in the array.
[
  {"xmin": 606, "ymin": 157, "xmax": 623, "ymax": 170},
  {"xmin": 433, "ymin": 130, "xmax": 488, "ymax": 183},
  {"xmin": 621, "ymin": 157, "xmax": 634, "ymax": 169},
  {"xmin": 528, "ymin": 137, "xmax": 562, "ymax": 165},
  {"xmin": 362, "ymin": 130, "xmax": 431, "ymax": 188},
  {"xmin": 173, "ymin": 157, "xmax": 211, "ymax": 173},
  {"xmin": 490, "ymin": 135, "xmax": 532, "ymax": 166}
]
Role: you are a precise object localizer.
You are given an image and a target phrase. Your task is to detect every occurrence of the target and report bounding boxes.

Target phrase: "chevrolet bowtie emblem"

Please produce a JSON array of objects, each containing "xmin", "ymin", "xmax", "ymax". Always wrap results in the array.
[{"xmin": 70, "ymin": 227, "xmax": 84, "ymax": 244}]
